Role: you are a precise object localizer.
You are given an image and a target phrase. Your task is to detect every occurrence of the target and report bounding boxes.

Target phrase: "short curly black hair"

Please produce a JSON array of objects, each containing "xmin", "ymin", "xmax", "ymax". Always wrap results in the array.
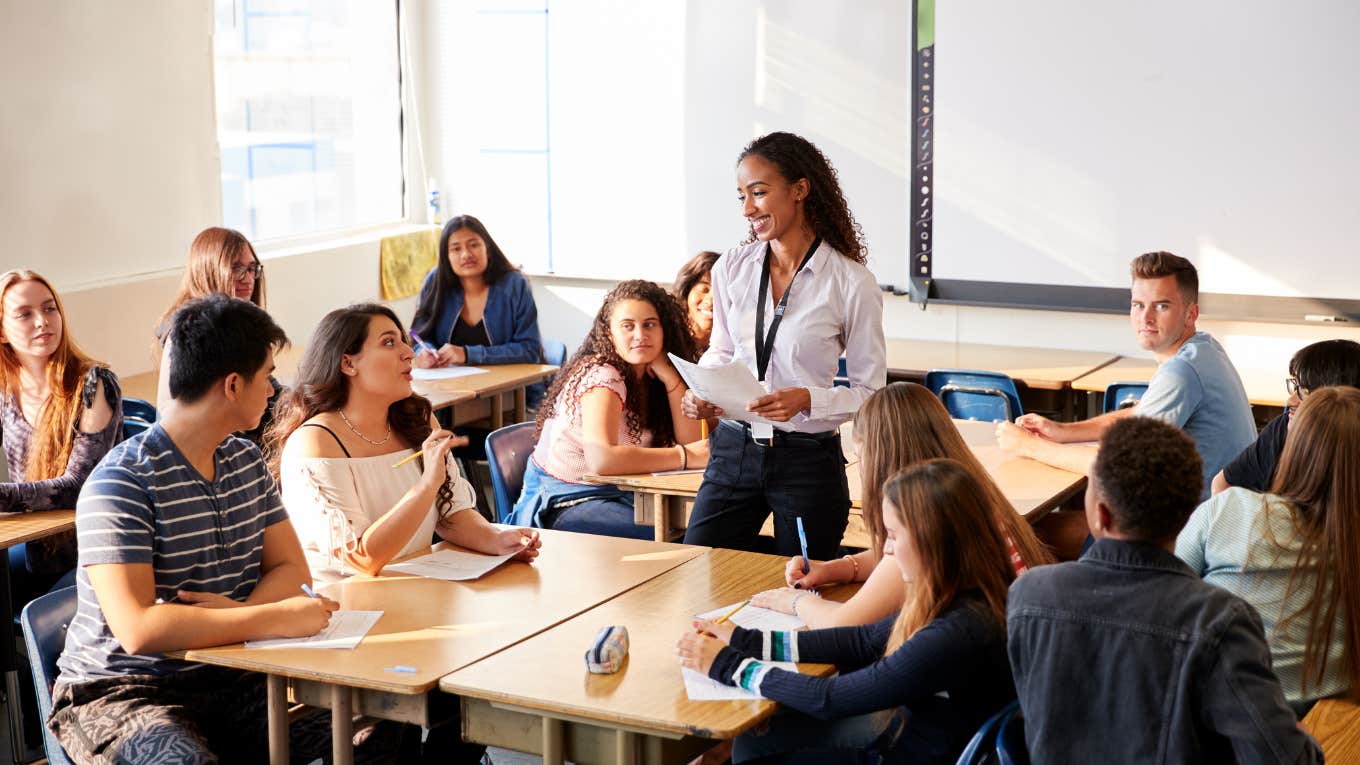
[{"xmin": 1091, "ymin": 417, "xmax": 1203, "ymax": 542}]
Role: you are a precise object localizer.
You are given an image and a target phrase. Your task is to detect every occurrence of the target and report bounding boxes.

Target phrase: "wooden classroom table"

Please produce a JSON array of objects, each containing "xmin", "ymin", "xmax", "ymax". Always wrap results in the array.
[
  {"xmin": 1071, "ymin": 356, "xmax": 1288, "ymax": 408},
  {"xmin": 441, "ymin": 547, "xmax": 861, "ymax": 765},
  {"xmin": 0, "ymin": 510, "xmax": 76, "ymax": 762},
  {"xmin": 179, "ymin": 530, "xmax": 705, "ymax": 765},
  {"xmin": 585, "ymin": 419, "xmax": 1087, "ymax": 546},
  {"xmin": 120, "ymin": 345, "xmax": 554, "ymax": 427},
  {"xmin": 885, "ymin": 338, "xmax": 1118, "ymax": 391},
  {"xmin": 1302, "ymin": 698, "xmax": 1360, "ymax": 762}
]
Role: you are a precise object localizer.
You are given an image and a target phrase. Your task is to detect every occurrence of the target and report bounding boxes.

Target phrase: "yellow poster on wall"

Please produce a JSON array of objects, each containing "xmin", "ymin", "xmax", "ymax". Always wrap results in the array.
[{"xmin": 379, "ymin": 228, "xmax": 439, "ymax": 300}]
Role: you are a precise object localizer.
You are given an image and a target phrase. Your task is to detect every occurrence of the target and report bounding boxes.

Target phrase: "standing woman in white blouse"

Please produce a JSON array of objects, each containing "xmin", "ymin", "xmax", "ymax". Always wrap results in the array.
[
  {"xmin": 682, "ymin": 132, "xmax": 886, "ymax": 558},
  {"xmin": 266, "ymin": 304, "xmax": 541, "ymax": 588}
]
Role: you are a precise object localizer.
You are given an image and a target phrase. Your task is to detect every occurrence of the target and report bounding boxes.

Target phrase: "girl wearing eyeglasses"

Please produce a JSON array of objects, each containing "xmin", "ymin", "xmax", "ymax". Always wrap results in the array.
[{"xmin": 153, "ymin": 227, "xmax": 279, "ymax": 443}]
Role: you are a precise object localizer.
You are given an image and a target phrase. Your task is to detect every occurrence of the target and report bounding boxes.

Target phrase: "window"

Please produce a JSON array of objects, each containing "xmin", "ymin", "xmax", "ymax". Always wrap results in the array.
[{"xmin": 213, "ymin": 0, "xmax": 403, "ymax": 241}]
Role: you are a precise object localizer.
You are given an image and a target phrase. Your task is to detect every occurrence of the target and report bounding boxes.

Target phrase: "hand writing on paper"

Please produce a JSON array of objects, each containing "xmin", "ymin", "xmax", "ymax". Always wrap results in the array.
[
  {"xmin": 274, "ymin": 594, "xmax": 340, "ymax": 638},
  {"xmin": 747, "ymin": 387, "xmax": 811, "ymax": 422},
  {"xmin": 676, "ymin": 629, "xmax": 727, "ymax": 676},
  {"xmin": 682, "ymin": 389, "xmax": 725, "ymax": 420},
  {"xmin": 784, "ymin": 557, "xmax": 834, "ymax": 589},
  {"xmin": 413, "ymin": 349, "xmax": 439, "ymax": 369}
]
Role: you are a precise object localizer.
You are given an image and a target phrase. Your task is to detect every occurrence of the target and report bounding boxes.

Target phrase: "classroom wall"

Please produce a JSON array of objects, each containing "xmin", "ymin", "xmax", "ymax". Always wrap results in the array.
[{"xmin": 7, "ymin": 1, "xmax": 1358, "ymax": 383}]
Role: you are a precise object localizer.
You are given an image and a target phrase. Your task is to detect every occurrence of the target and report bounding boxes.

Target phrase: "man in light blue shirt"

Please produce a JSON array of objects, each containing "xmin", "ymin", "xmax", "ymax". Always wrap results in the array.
[{"xmin": 997, "ymin": 251, "xmax": 1256, "ymax": 498}]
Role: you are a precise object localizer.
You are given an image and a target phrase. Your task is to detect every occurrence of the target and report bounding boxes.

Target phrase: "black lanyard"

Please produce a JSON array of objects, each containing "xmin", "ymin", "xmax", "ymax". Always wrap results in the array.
[{"xmin": 755, "ymin": 238, "xmax": 821, "ymax": 382}]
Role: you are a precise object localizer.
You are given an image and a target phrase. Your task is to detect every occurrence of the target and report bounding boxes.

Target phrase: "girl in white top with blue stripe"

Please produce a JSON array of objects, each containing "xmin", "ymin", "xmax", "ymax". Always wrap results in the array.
[{"xmin": 1176, "ymin": 385, "xmax": 1360, "ymax": 710}]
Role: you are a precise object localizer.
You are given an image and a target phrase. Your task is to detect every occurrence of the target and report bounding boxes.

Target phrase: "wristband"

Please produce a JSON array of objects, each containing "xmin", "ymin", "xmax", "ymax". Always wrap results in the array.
[
  {"xmin": 677, "ymin": 444, "xmax": 687, "ymax": 470},
  {"xmin": 843, "ymin": 553, "xmax": 861, "ymax": 582},
  {"xmin": 666, "ymin": 379, "xmax": 683, "ymax": 394},
  {"xmin": 791, "ymin": 590, "xmax": 818, "ymax": 617}
]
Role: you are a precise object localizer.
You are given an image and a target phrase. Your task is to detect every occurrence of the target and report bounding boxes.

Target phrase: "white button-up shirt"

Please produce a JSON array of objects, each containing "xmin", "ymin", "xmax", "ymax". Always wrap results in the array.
[{"xmin": 701, "ymin": 240, "xmax": 886, "ymax": 433}]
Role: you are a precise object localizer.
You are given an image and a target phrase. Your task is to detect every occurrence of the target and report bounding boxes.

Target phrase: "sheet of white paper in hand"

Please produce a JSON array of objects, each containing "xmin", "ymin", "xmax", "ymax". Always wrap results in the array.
[
  {"xmin": 682, "ymin": 661, "xmax": 799, "ymax": 701},
  {"xmin": 411, "ymin": 366, "xmax": 489, "ymax": 381},
  {"xmin": 383, "ymin": 548, "xmax": 515, "ymax": 581},
  {"xmin": 696, "ymin": 603, "xmax": 805, "ymax": 633},
  {"xmin": 668, "ymin": 354, "xmax": 776, "ymax": 435},
  {"xmin": 245, "ymin": 610, "xmax": 384, "ymax": 650}
]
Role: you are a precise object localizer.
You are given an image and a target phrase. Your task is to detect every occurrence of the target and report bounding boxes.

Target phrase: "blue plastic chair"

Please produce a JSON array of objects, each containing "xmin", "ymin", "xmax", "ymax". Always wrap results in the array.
[
  {"xmin": 1102, "ymin": 381, "xmax": 1149, "ymax": 413},
  {"xmin": 542, "ymin": 338, "xmax": 568, "ymax": 367},
  {"xmin": 925, "ymin": 370, "xmax": 1024, "ymax": 423},
  {"xmin": 955, "ymin": 700, "xmax": 1020, "ymax": 765},
  {"xmin": 834, "ymin": 357, "xmax": 849, "ymax": 388},
  {"xmin": 121, "ymin": 397, "xmax": 157, "ymax": 440},
  {"xmin": 19, "ymin": 585, "xmax": 77, "ymax": 765},
  {"xmin": 485, "ymin": 422, "xmax": 537, "ymax": 523},
  {"xmin": 996, "ymin": 703, "xmax": 1028, "ymax": 765}
]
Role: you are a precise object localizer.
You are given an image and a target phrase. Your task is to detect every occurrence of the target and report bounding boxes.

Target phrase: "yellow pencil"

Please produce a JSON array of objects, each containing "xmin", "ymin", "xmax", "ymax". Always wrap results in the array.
[
  {"xmin": 391, "ymin": 450, "xmax": 423, "ymax": 469},
  {"xmin": 701, "ymin": 419, "xmax": 708, "ymax": 440},
  {"xmin": 712, "ymin": 599, "xmax": 749, "ymax": 625}
]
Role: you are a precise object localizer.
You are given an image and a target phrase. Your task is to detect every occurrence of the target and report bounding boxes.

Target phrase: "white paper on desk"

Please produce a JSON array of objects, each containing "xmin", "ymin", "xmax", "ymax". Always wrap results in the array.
[
  {"xmin": 696, "ymin": 603, "xmax": 805, "ymax": 633},
  {"xmin": 668, "ymin": 354, "xmax": 775, "ymax": 429},
  {"xmin": 682, "ymin": 662, "xmax": 798, "ymax": 701},
  {"xmin": 383, "ymin": 548, "xmax": 514, "ymax": 581},
  {"xmin": 245, "ymin": 610, "xmax": 383, "ymax": 650},
  {"xmin": 411, "ymin": 366, "xmax": 489, "ymax": 381}
]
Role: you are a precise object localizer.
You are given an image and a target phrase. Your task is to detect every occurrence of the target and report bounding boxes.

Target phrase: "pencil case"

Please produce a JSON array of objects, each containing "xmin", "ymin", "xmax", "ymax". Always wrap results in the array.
[{"xmin": 584, "ymin": 625, "xmax": 629, "ymax": 674}]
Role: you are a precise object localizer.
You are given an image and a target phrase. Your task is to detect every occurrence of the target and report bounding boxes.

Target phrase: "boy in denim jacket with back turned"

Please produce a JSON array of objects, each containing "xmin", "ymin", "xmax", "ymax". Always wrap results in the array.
[{"xmin": 1007, "ymin": 417, "xmax": 1321, "ymax": 764}]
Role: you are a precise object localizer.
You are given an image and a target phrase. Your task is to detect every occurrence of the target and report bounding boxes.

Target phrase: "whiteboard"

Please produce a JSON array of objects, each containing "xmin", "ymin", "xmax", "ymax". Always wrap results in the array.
[{"xmin": 930, "ymin": 0, "xmax": 1360, "ymax": 302}]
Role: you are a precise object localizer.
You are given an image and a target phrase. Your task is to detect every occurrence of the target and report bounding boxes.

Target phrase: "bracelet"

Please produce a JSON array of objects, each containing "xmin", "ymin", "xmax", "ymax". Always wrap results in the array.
[
  {"xmin": 790, "ymin": 590, "xmax": 818, "ymax": 617},
  {"xmin": 677, "ymin": 444, "xmax": 687, "ymax": 470},
  {"xmin": 666, "ymin": 379, "xmax": 683, "ymax": 394},
  {"xmin": 842, "ymin": 554, "xmax": 861, "ymax": 582}
]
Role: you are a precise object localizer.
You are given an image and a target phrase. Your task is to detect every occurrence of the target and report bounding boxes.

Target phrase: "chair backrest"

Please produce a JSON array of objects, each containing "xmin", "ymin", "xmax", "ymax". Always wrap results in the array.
[
  {"xmin": 122, "ymin": 397, "xmax": 157, "ymax": 440},
  {"xmin": 485, "ymin": 422, "xmax": 537, "ymax": 522},
  {"xmin": 925, "ymin": 369, "xmax": 1024, "ymax": 423},
  {"xmin": 955, "ymin": 699, "xmax": 1019, "ymax": 765},
  {"xmin": 542, "ymin": 338, "xmax": 568, "ymax": 367},
  {"xmin": 1102, "ymin": 381, "xmax": 1149, "ymax": 414},
  {"xmin": 834, "ymin": 356, "xmax": 849, "ymax": 388},
  {"xmin": 996, "ymin": 703, "xmax": 1028, "ymax": 765},
  {"xmin": 20, "ymin": 585, "xmax": 78, "ymax": 765}
]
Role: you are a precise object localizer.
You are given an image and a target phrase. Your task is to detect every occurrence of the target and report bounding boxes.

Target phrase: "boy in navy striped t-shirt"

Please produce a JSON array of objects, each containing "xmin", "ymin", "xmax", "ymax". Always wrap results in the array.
[{"xmin": 48, "ymin": 294, "xmax": 338, "ymax": 764}]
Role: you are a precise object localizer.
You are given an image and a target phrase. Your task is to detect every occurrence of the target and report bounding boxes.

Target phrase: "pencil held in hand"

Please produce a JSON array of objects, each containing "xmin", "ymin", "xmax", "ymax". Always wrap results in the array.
[
  {"xmin": 712, "ymin": 600, "xmax": 749, "ymax": 625},
  {"xmin": 391, "ymin": 450, "xmax": 423, "ymax": 469}
]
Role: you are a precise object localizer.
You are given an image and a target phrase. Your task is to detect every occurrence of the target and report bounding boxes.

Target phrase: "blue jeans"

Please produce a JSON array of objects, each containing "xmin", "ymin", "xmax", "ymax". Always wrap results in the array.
[
  {"xmin": 545, "ymin": 496, "xmax": 653, "ymax": 540},
  {"xmin": 684, "ymin": 421, "xmax": 850, "ymax": 558},
  {"xmin": 734, "ymin": 706, "xmax": 901, "ymax": 763}
]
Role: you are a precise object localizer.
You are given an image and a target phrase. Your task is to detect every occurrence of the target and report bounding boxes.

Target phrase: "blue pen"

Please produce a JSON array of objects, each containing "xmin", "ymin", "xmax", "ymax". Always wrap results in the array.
[
  {"xmin": 301, "ymin": 583, "xmax": 318, "ymax": 598},
  {"xmin": 409, "ymin": 331, "xmax": 438, "ymax": 356},
  {"xmin": 796, "ymin": 517, "xmax": 811, "ymax": 575}
]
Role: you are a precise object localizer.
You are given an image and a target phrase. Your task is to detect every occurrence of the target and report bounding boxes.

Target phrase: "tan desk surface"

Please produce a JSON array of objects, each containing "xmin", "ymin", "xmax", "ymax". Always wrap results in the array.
[
  {"xmin": 1302, "ymin": 698, "xmax": 1360, "ymax": 762},
  {"xmin": 587, "ymin": 419, "xmax": 1085, "ymax": 520},
  {"xmin": 441, "ymin": 547, "xmax": 857, "ymax": 740},
  {"xmin": 886, "ymin": 338, "xmax": 1118, "ymax": 391},
  {"xmin": 0, "ymin": 510, "xmax": 76, "ymax": 549},
  {"xmin": 182, "ymin": 530, "xmax": 705, "ymax": 695},
  {"xmin": 1071, "ymin": 356, "xmax": 1287, "ymax": 407}
]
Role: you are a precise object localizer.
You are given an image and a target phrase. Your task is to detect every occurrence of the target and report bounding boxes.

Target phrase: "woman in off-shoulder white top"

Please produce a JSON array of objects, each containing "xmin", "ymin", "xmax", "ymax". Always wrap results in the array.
[{"xmin": 267, "ymin": 304, "xmax": 541, "ymax": 586}]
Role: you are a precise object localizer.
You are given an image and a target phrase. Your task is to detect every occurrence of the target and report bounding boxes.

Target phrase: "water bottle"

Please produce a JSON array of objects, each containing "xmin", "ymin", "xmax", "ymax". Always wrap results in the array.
[{"xmin": 427, "ymin": 177, "xmax": 442, "ymax": 226}]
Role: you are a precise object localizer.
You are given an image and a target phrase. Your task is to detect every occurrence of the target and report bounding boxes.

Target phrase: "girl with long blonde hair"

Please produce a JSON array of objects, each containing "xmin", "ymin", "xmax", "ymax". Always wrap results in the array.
[
  {"xmin": 154, "ymin": 227, "xmax": 278, "ymax": 443},
  {"xmin": 677, "ymin": 459, "xmax": 1017, "ymax": 764},
  {"xmin": 753, "ymin": 381, "xmax": 1053, "ymax": 628},
  {"xmin": 1178, "ymin": 385, "xmax": 1360, "ymax": 708},
  {"xmin": 0, "ymin": 270, "xmax": 121, "ymax": 585}
]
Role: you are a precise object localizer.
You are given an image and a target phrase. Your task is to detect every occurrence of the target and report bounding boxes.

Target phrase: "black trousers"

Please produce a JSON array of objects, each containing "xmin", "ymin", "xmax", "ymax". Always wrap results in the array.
[{"xmin": 683, "ymin": 421, "xmax": 850, "ymax": 559}]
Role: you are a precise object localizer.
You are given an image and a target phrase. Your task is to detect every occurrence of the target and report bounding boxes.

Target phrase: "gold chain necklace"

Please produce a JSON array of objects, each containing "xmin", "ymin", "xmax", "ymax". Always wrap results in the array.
[{"xmin": 337, "ymin": 409, "xmax": 391, "ymax": 446}]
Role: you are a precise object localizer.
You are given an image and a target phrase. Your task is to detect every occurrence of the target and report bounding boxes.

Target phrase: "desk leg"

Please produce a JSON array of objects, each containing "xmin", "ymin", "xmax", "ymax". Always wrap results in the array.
[
  {"xmin": 0, "ymin": 559, "xmax": 25, "ymax": 763},
  {"xmin": 514, "ymin": 387, "xmax": 527, "ymax": 423},
  {"xmin": 332, "ymin": 684, "xmax": 354, "ymax": 765},
  {"xmin": 652, "ymin": 496, "xmax": 668, "ymax": 543},
  {"xmin": 267, "ymin": 675, "xmax": 289, "ymax": 765},
  {"xmin": 542, "ymin": 716, "xmax": 564, "ymax": 765},
  {"xmin": 615, "ymin": 730, "xmax": 637, "ymax": 764},
  {"xmin": 490, "ymin": 393, "xmax": 505, "ymax": 430}
]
